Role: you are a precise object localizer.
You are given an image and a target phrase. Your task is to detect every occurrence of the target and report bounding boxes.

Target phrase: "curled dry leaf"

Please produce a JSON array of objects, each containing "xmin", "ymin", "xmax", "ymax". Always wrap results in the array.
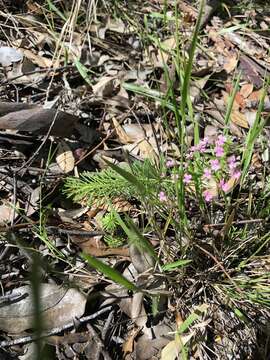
[
  {"xmin": 90, "ymin": 197, "xmax": 133, "ymax": 213},
  {"xmin": 57, "ymin": 207, "xmax": 89, "ymax": 223},
  {"xmin": 247, "ymin": 89, "xmax": 264, "ymax": 103},
  {"xmin": 0, "ymin": 284, "xmax": 86, "ymax": 333},
  {"xmin": 113, "ymin": 119, "xmax": 159, "ymax": 160},
  {"xmin": 56, "ymin": 141, "xmax": 75, "ymax": 173},
  {"xmin": 222, "ymin": 90, "xmax": 240, "ymax": 111},
  {"xmin": 94, "ymin": 17, "xmax": 134, "ymax": 39},
  {"xmin": 244, "ymin": 110, "xmax": 257, "ymax": 127},
  {"xmin": 154, "ymin": 37, "xmax": 176, "ymax": 68},
  {"xmin": 122, "ymin": 123, "xmax": 146, "ymax": 143}
]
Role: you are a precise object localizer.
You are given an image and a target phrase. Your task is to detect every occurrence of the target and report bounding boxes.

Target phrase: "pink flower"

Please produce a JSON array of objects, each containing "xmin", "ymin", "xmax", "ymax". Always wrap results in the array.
[
  {"xmin": 210, "ymin": 159, "xmax": 220, "ymax": 171},
  {"xmin": 214, "ymin": 146, "xmax": 224, "ymax": 157},
  {"xmin": 166, "ymin": 159, "xmax": 175, "ymax": 168},
  {"xmin": 219, "ymin": 179, "xmax": 230, "ymax": 192},
  {"xmin": 183, "ymin": 173, "xmax": 192, "ymax": 184},
  {"xmin": 197, "ymin": 137, "xmax": 209, "ymax": 153},
  {"xmin": 232, "ymin": 170, "xmax": 241, "ymax": 180},
  {"xmin": 159, "ymin": 191, "xmax": 167, "ymax": 202},
  {"xmin": 228, "ymin": 155, "xmax": 237, "ymax": 170},
  {"xmin": 216, "ymin": 134, "xmax": 226, "ymax": 146},
  {"xmin": 190, "ymin": 145, "xmax": 198, "ymax": 152},
  {"xmin": 203, "ymin": 190, "xmax": 213, "ymax": 202},
  {"xmin": 203, "ymin": 168, "xmax": 212, "ymax": 179},
  {"xmin": 202, "ymin": 137, "xmax": 209, "ymax": 145}
]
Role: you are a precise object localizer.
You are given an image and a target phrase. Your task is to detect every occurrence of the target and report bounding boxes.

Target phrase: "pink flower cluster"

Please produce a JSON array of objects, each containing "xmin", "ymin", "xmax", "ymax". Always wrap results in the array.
[
  {"xmin": 158, "ymin": 134, "xmax": 242, "ymax": 204},
  {"xmin": 182, "ymin": 134, "xmax": 241, "ymax": 202}
]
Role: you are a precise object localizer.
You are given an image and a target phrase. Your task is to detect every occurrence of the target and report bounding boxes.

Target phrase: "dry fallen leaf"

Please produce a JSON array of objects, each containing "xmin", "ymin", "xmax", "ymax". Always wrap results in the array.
[
  {"xmin": 231, "ymin": 110, "xmax": 249, "ymax": 129},
  {"xmin": 0, "ymin": 200, "xmax": 18, "ymax": 225},
  {"xmin": 240, "ymin": 83, "xmax": 254, "ymax": 98},
  {"xmin": 160, "ymin": 332, "xmax": 194, "ymax": 360},
  {"xmin": 71, "ymin": 235, "xmax": 129, "ymax": 257},
  {"xmin": 222, "ymin": 90, "xmax": 240, "ymax": 111},
  {"xmin": 251, "ymin": 152, "xmax": 262, "ymax": 169},
  {"xmin": 90, "ymin": 196, "xmax": 133, "ymax": 213},
  {"xmin": 138, "ymin": 139, "xmax": 158, "ymax": 161},
  {"xmin": 223, "ymin": 53, "xmax": 238, "ymax": 74},
  {"xmin": 0, "ymin": 46, "xmax": 23, "ymax": 66},
  {"xmin": 26, "ymin": 187, "xmax": 41, "ymax": 216},
  {"xmin": 112, "ymin": 117, "xmax": 136, "ymax": 144},
  {"xmin": 0, "ymin": 102, "xmax": 79, "ymax": 137},
  {"xmin": 0, "ymin": 284, "xmax": 86, "ymax": 333},
  {"xmin": 92, "ymin": 76, "xmax": 116, "ymax": 98},
  {"xmin": 56, "ymin": 141, "xmax": 75, "ymax": 173},
  {"xmin": 239, "ymin": 55, "xmax": 263, "ymax": 89},
  {"xmin": 123, "ymin": 327, "xmax": 142, "ymax": 356},
  {"xmin": 203, "ymin": 177, "xmax": 219, "ymax": 199},
  {"xmin": 223, "ymin": 176, "xmax": 240, "ymax": 194},
  {"xmin": 20, "ymin": 49, "xmax": 53, "ymax": 68},
  {"xmin": 155, "ymin": 37, "xmax": 176, "ymax": 68},
  {"xmin": 247, "ymin": 89, "xmax": 264, "ymax": 102}
]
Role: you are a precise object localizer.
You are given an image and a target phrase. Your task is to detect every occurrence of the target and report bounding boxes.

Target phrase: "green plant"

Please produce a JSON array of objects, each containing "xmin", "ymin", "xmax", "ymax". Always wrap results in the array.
[
  {"xmin": 81, "ymin": 253, "xmax": 139, "ymax": 291},
  {"xmin": 101, "ymin": 211, "xmax": 120, "ymax": 233},
  {"xmin": 101, "ymin": 211, "xmax": 124, "ymax": 247},
  {"xmin": 64, "ymin": 160, "xmax": 172, "ymax": 207}
]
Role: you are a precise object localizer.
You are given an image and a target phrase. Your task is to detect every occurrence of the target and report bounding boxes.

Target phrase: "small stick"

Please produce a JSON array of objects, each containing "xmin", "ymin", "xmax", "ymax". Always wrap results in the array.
[
  {"xmin": 203, "ymin": 218, "xmax": 264, "ymax": 229},
  {"xmin": 195, "ymin": 244, "xmax": 243, "ymax": 294},
  {"xmin": 0, "ymin": 306, "xmax": 112, "ymax": 348},
  {"xmin": 46, "ymin": 226, "xmax": 104, "ymax": 237},
  {"xmin": 101, "ymin": 310, "xmax": 114, "ymax": 341}
]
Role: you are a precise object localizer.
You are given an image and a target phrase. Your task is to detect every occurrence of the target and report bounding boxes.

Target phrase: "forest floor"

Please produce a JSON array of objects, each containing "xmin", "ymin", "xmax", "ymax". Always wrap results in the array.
[{"xmin": 0, "ymin": 1, "xmax": 269, "ymax": 359}]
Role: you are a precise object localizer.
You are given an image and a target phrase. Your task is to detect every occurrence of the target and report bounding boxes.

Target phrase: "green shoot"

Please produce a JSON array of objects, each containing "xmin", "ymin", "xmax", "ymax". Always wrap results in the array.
[{"xmin": 81, "ymin": 253, "xmax": 139, "ymax": 291}]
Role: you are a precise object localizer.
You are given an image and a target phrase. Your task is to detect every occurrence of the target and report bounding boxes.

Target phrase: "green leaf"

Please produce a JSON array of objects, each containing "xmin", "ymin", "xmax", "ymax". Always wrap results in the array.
[
  {"xmin": 224, "ymin": 72, "xmax": 241, "ymax": 128},
  {"xmin": 111, "ymin": 208, "xmax": 159, "ymax": 262},
  {"xmin": 122, "ymin": 83, "xmax": 175, "ymax": 111},
  {"xmin": 81, "ymin": 253, "xmax": 139, "ymax": 291},
  {"xmin": 178, "ymin": 304, "xmax": 208, "ymax": 334},
  {"xmin": 74, "ymin": 59, "xmax": 92, "ymax": 86},
  {"xmin": 125, "ymin": 215, "xmax": 159, "ymax": 261},
  {"xmin": 162, "ymin": 259, "xmax": 192, "ymax": 271},
  {"xmin": 46, "ymin": 0, "xmax": 67, "ymax": 21},
  {"xmin": 180, "ymin": 0, "xmax": 205, "ymax": 116},
  {"xmin": 103, "ymin": 159, "xmax": 146, "ymax": 196}
]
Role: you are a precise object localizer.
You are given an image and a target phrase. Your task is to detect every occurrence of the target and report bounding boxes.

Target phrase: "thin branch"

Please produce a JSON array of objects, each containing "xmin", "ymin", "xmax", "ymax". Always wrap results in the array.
[
  {"xmin": 195, "ymin": 244, "xmax": 243, "ymax": 294},
  {"xmin": 0, "ymin": 306, "xmax": 112, "ymax": 348}
]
